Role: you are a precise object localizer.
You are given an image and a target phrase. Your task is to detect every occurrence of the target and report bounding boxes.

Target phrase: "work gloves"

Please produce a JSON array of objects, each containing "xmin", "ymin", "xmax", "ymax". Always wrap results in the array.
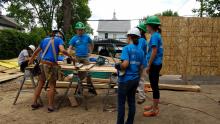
[
  {"xmin": 66, "ymin": 57, "xmax": 72, "ymax": 64},
  {"xmin": 115, "ymin": 63, "xmax": 122, "ymax": 70}
]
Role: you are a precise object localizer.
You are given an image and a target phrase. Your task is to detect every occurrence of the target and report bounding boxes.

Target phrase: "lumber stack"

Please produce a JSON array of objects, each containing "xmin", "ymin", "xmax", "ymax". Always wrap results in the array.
[
  {"xmin": 24, "ymin": 79, "xmax": 201, "ymax": 92},
  {"xmin": 0, "ymin": 73, "xmax": 23, "ymax": 83}
]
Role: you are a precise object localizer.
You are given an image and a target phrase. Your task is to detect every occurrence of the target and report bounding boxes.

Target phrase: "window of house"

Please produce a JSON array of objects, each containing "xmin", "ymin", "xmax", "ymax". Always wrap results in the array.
[
  {"xmin": 105, "ymin": 33, "xmax": 108, "ymax": 39},
  {"xmin": 113, "ymin": 34, "xmax": 116, "ymax": 39}
]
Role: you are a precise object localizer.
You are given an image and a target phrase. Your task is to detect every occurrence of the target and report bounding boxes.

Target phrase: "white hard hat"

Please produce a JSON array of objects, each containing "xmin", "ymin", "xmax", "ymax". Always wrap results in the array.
[
  {"xmin": 127, "ymin": 27, "xmax": 141, "ymax": 37},
  {"xmin": 28, "ymin": 45, "xmax": 36, "ymax": 51}
]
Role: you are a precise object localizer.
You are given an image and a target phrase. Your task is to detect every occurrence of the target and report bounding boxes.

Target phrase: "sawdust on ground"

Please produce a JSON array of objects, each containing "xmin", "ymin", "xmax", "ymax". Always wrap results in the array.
[{"xmin": 0, "ymin": 79, "xmax": 220, "ymax": 124}]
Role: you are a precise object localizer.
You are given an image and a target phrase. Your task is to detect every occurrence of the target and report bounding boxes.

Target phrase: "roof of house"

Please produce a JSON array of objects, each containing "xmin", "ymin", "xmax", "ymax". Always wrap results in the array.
[
  {"xmin": 97, "ymin": 20, "xmax": 131, "ymax": 33},
  {"xmin": 0, "ymin": 15, "xmax": 24, "ymax": 30}
]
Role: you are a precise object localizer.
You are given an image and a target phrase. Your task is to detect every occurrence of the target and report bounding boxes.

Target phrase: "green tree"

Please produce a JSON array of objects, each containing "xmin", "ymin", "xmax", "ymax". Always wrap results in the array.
[
  {"xmin": 0, "ymin": 29, "xmax": 46, "ymax": 59},
  {"xmin": 6, "ymin": 0, "xmax": 61, "ymax": 33},
  {"xmin": 56, "ymin": 0, "xmax": 92, "ymax": 42},
  {"xmin": 155, "ymin": 9, "xmax": 179, "ymax": 16},
  {"xmin": 5, "ymin": 0, "xmax": 92, "ymax": 39},
  {"xmin": 192, "ymin": 0, "xmax": 220, "ymax": 17}
]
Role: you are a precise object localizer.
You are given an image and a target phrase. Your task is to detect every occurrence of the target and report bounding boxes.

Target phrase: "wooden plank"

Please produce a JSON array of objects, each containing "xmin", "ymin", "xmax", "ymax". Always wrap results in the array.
[
  {"xmin": 3, "ymin": 69, "xmax": 19, "ymax": 74},
  {"xmin": 24, "ymin": 80, "xmax": 110, "ymax": 89},
  {"xmin": 60, "ymin": 65, "xmax": 116, "ymax": 73},
  {"xmin": 92, "ymin": 78, "xmax": 110, "ymax": 83},
  {"xmin": 0, "ymin": 72, "xmax": 10, "ymax": 76},
  {"xmin": 0, "ymin": 66, "xmax": 8, "ymax": 72},
  {"xmin": 79, "ymin": 64, "xmax": 95, "ymax": 70},
  {"xmin": 60, "ymin": 65, "xmax": 77, "ymax": 71},
  {"xmin": 89, "ymin": 66, "xmax": 116, "ymax": 73},
  {"xmin": 0, "ymin": 73, "xmax": 23, "ymax": 83},
  {"xmin": 68, "ymin": 96, "xmax": 78, "ymax": 107},
  {"xmin": 145, "ymin": 83, "xmax": 201, "ymax": 92}
]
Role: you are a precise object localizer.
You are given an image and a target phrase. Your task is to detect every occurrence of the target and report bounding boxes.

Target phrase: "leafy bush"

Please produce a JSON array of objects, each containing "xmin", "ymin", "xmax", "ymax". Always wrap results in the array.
[{"xmin": 0, "ymin": 29, "xmax": 46, "ymax": 59}]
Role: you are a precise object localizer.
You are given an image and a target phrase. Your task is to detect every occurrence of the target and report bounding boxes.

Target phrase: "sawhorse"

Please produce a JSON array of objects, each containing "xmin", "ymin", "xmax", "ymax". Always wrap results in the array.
[
  {"xmin": 102, "ymin": 73, "xmax": 118, "ymax": 112},
  {"xmin": 57, "ymin": 70, "xmax": 97, "ymax": 110},
  {"xmin": 13, "ymin": 68, "xmax": 43, "ymax": 105}
]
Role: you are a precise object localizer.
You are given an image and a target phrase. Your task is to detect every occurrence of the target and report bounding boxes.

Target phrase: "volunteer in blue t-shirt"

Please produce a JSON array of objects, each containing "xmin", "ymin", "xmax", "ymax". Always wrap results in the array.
[
  {"xmin": 28, "ymin": 30, "xmax": 74, "ymax": 112},
  {"xmin": 68, "ymin": 22, "xmax": 96, "ymax": 95},
  {"xmin": 143, "ymin": 16, "xmax": 163, "ymax": 117},
  {"xmin": 136, "ymin": 22, "xmax": 148, "ymax": 104},
  {"xmin": 115, "ymin": 28, "xmax": 145, "ymax": 124},
  {"xmin": 68, "ymin": 22, "xmax": 93, "ymax": 59}
]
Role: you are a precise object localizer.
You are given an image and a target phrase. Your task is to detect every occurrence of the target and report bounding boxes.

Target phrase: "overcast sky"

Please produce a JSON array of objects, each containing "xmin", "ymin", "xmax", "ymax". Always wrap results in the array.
[
  {"xmin": 88, "ymin": 0, "xmax": 200, "ymax": 36},
  {"xmin": 0, "ymin": 0, "xmax": 200, "ymax": 36}
]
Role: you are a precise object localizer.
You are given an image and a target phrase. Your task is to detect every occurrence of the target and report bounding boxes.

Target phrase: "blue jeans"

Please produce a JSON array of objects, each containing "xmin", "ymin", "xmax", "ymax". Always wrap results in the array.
[{"xmin": 117, "ymin": 79, "xmax": 139, "ymax": 124}]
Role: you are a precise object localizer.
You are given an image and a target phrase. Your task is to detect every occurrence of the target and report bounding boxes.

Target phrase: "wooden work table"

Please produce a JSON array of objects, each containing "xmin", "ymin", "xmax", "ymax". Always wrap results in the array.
[
  {"xmin": 28, "ymin": 63, "xmax": 117, "ymax": 73},
  {"xmin": 60, "ymin": 64, "xmax": 117, "ymax": 73}
]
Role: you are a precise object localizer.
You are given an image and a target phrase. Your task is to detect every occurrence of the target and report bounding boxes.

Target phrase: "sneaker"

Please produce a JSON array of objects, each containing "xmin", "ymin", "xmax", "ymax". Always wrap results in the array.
[
  {"xmin": 143, "ymin": 108, "xmax": 159, "ymax": 117},
  {"xmin": 137, "ymin": 99, "xmax": 145, "ymax": 104},
  {"xmin": 31, "ymin": 103, "xmax": 42, "ymax": 110},
  {"xmin": 144, "ymin": 105, "xmax": 153, "ymax": 111},
  {"xmin": 48, "ymin": 107, "xmax": 55, "ymax": 113}
]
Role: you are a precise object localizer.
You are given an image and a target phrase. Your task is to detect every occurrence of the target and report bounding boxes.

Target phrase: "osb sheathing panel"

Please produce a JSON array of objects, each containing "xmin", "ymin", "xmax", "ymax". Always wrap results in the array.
[{"xmin": 159, "ymin": 16, "xmax": 220, "ymax": 76}]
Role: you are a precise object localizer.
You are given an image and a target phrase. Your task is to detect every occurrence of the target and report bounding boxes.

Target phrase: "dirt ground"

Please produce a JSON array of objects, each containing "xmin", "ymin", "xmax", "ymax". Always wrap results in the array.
[{"xmin": 0, "ymin": 79, "xmax": 220, "ymax": 124}]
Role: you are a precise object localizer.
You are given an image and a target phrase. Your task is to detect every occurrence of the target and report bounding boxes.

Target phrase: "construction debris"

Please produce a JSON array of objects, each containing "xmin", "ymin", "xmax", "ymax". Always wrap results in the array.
[
  {"xmin": 0, "ymin": 73, "xmax": 23, "ymax": 83},
  {"xmin": 0, "ymin": 58, "xmax": 19, "ymax": 69},
  {"xmin": 0, "ymin": 58, "xmax": 22, "ymax": 83}
]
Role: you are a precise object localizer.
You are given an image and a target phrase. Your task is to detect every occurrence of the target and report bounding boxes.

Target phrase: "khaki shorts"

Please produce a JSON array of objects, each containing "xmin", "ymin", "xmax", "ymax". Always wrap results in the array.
[
  {"xmin": 39, "ymin": 64, "xmax": 59, "ymax": 82},
  {"xmin": 76, "ymin": 56, "xmax": 90, "ymax": 80},
  {"xmin": 76, "ymin": 56, "xmax": 89, "ymax": 65}
]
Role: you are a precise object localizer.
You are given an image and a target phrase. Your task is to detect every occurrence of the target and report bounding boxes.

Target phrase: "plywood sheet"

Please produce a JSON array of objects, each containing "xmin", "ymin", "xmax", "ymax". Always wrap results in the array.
[
  {"xmin": 0, "ymin": 73, "xmax": 23, "ymax": 83},
  {"xmin": 3, "ymin": 69, "xmax": 19, "ymax": 74},
  {"xmin": 0, "ymin": 66, "xmax": 8, "ymax": 72}
]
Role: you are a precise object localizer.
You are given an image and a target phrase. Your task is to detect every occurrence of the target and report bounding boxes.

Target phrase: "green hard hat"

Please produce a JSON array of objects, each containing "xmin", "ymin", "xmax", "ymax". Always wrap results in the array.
[
  {"xmin": 145, "ymin": 16, "xmax": 161, "ymax": 25},
  {"xmin": 137, "ymin": 22, "xmax": 147, "ymax": 32},
  {"xmin": 75, "ymin": 22, "xmax": 86, "ymax": 29}
]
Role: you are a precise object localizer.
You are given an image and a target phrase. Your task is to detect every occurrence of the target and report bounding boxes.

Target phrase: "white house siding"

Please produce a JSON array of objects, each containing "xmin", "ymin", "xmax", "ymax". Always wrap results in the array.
[{"xmin": 98, "ymin": 32, "xmax": 127, "ymax": 39}]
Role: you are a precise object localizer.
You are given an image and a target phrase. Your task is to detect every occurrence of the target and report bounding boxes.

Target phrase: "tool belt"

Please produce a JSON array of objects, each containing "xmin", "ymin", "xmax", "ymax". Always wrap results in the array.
[{"xmin": 41, "ymin": 60, "xmax": 58, "ymax": 66}]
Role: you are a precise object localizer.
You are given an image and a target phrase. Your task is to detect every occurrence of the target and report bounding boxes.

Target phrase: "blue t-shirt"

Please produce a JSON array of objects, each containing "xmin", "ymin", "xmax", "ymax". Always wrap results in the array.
[
  {"xmin": 40, "ymin": 37, "xmax": 64, "ymax": 63},
  {"xmin": 69, "ymin": 34, "xmax": 92, "ymax": 57},
  {"xmin": 146, "ymin": 32, "xmax": 163, "ymax": 65},
  {"xmin": 138, "ymin": 38, "xmax": 148, "ymax": 55},
  {"xmin": 119, "ymin": 44, "xmax": 145, "ymax": 83}
]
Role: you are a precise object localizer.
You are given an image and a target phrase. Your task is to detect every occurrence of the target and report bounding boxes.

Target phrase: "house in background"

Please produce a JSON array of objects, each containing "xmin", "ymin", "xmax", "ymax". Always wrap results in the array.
[
  {"xmin": 94, "ymin": 11, "xmax": 129, "ymax": 57},
  {"xmin": 97, "ymin": 11, "xmax": 131, "ymax": 41},
  {"xmin": 0, "ymin": 10, "xmax": 24, "ymax": 31}
]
